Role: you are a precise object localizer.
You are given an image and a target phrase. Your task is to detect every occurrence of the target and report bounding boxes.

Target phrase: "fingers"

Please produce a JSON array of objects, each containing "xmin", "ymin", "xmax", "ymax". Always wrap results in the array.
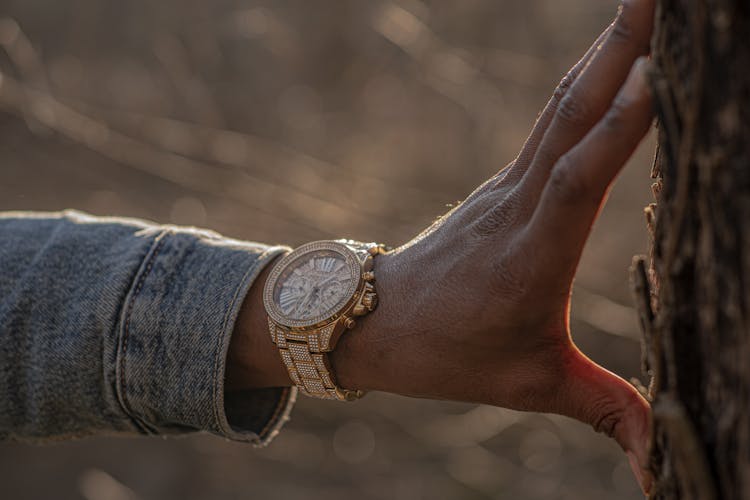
[
  {"xmin": 526, "ymin": 57, "xmax": 653, "ymax": 282},
  {"xmin": 518, "ymin": 0, "xmax": 655, "ymax": 199},
  {"xmin": 554, "ymin": 349, "xmax": 652, "ymax": 494},
  {"xmin": 501, "ymin": 23, "xmax": 613, "ymax": 186}
]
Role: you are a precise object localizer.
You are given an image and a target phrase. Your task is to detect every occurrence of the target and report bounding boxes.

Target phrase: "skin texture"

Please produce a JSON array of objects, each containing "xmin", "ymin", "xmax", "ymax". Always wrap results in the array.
[{"xmin": 228, "ymin": 0, "xmax": 656, "ymax": 493}]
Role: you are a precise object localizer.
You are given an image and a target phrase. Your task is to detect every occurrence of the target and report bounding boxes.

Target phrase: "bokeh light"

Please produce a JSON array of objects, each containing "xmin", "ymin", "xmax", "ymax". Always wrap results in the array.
[{"xmin": 0, "ymin": 1, "xmax": 654, "ymax": 499}]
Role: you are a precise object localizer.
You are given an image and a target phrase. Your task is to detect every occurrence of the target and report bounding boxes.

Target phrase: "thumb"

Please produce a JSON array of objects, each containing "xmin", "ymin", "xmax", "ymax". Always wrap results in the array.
[{"xmin": 555, "ymin": 349, "xmax": 652, "ymax": 494}]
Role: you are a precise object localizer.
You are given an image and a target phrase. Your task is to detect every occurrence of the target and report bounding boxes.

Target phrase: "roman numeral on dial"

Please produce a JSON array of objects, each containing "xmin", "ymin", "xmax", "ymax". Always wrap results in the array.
[
  {"xmin": 316, "ymin": 257, "xmax": 337, "ymax": 272},
  {"xmin": 279, "ymin": 288, "xmax": 300, "ymax": 313}
]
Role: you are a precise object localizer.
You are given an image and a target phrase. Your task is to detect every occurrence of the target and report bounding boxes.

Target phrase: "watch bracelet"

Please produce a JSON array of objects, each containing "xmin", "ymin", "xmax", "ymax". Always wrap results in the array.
[{"xmin": 268, "ymin": 240, "xmax": 387, "ymax": 401}]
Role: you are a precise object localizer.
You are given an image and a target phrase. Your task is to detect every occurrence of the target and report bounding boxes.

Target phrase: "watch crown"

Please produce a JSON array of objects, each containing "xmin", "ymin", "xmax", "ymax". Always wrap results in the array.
[
  {"xmin": 362, "ymin": 292, "xmax": 378, "ymax": 311},
  {"xmin": 344, "ymin": 317, "xmax": 357, "ymax": 329},
  {"xmin": 362, "ymin": 271, "xmax": 375, "ymax": 282}
]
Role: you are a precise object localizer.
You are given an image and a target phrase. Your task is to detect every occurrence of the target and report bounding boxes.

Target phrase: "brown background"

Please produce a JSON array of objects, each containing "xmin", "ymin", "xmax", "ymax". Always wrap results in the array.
[{"xmin": 0, "ymin": 0, "xmax": 655, "ymax": 499}]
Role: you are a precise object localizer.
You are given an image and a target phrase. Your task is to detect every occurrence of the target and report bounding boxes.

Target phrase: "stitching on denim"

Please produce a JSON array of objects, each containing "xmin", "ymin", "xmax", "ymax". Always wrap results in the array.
[
  {"xmin": 258, "ymin": 387, "xmax": 291, "ymax": 440},
  {"xmin": 117, "ymin": 230, "xmax": 170, "ymax": 432},
  {"xmin": 212, "ymin": 248, "xmax": 272, "ymax": 434},
  {"xmin": 212, "ymin": 246, "xmax": 287, "ymax": 440}
]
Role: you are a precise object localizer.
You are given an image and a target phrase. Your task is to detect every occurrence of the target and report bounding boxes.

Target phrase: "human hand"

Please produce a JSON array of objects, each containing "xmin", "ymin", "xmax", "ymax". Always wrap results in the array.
[{"xmin": 332, "ymin": 0, "xmax": 655, "ymax": 493}]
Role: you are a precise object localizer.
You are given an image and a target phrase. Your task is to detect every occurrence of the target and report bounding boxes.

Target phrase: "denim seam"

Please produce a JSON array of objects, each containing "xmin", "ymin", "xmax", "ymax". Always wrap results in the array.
[
  {"xmin": 211, "ymin": 257, "xmax": 256, "ymax": 437},
  {"xmin": 211, "ymin": 246, "xmax": 279, "ymax": 442},
  {"xmin": 116, "ymin": 229, "xmax": 170, "ymax": 434},
  {"xmin": 258, "ymin": 387, "xmax": 291, "ymax": 439},
  {"xmin": 211, "ymin": 245, "xmax": 295, "ymax": 444}
]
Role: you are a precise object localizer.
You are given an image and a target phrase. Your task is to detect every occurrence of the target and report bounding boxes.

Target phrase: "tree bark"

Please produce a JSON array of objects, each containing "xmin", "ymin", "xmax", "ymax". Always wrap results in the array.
[{"xmin": 631, "ymin": 1, "xmax": 750, "ymax": 498}]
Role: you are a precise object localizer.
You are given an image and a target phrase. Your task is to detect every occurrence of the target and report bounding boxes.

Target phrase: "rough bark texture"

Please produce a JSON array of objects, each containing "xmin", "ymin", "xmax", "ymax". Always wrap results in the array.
[{"xmin": 631, "ymin": 1, "xmax": 750, "ymax": 498}]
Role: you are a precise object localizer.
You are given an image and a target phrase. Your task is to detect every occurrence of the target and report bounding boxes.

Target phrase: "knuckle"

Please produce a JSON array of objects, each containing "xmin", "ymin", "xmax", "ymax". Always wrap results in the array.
[
  {"xmin": 461, "ymin": 162, "xmax": 515, "ymax": 207},
  {"xmin": 471, "ymin": 204, "xmax": 513, "ymax": 237},
  {"xmin": 489, "ymin": 161, "xmax": 518, "ymax": 191},
  {"xmin": 458, "ymin": 194, "xmax": 489, "ymax": 222},
  {"xmin": 556, "ymin": 90, "xmax": 595, "ymax": 129},
  {"xmin": 552, "ymin": 70, "xmax": 576, "ymax": 105},
  {"xmin": 547, "ymin": 155, "xmax": 589, "ymax": 204},
  {"xmin": 470, "ymin": 190, "xmax": 525, "ymax": 237},
  {"xmin": 529, "ymin": 146, "xmax": 560, "ymax": 178},
  {"xmin": 610, "ymin": 0, "xmax": 651, "ymax": 51},
  {"xmin": 601, "ymin": 98, "xmax": 630, "ymax": 132},
  {"xmin": 610, "ymin": 7, "xmax": 635, "ymax": 45}
]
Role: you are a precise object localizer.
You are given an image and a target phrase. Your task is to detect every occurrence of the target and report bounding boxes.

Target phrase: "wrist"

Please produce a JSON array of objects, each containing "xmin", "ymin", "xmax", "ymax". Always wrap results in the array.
[
  {"xmin": 228, "ymin": 246, "xmax": 405, "ymax": 396},
  {"xmin": 226, "ymin": 254, "xmax": 292, "ymax": 391},
  {"xmin": 329, "ymin": 251, "xmax": 403, "ymax": 394}
]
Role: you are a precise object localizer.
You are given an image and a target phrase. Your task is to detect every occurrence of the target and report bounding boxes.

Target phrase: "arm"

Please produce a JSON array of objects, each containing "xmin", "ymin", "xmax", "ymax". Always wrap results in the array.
[
  {"xmin": 1, "ymin": 0, "xmax": 653, "ymax": 490},
  {"xmin": 0, "ymin": 210, "xmax": 294, "ymax": 445},
  {"xmin": 229, "ymin": 0, "xmax": 655, "ymax": 492}
]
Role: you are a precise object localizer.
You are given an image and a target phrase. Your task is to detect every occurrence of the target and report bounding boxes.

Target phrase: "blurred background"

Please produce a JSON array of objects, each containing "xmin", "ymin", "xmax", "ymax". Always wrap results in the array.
[{"xmin": 0, "ymin": 0, "xmax": 656, "ymax": 499}]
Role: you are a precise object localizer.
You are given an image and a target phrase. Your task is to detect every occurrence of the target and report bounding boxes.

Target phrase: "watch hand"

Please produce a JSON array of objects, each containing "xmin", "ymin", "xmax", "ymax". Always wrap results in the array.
[
  {"xmin": 290, "ymin": 288, "xmax": 311, "ymax": 315},
  {"xmin": 318, "ymin": 274, "xmax": 341, "ymax": 288},
  {"xmin": 297, "ymin": 287, "xmax": 319, "ymax": 315},
  {"xmin": 295, "ymin": 294, "xmax": 311, "ymax": 315}
]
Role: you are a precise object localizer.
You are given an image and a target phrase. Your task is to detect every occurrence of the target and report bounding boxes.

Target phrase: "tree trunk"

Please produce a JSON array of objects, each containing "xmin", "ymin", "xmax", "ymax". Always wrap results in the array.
[{"xmin": 631, "ymin": 1, "xmax": 750, "ymax": 498}]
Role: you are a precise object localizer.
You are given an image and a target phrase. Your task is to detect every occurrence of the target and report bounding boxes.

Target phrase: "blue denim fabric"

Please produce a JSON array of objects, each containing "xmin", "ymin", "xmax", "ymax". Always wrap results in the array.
[{"xmin": 0, "ymin": 210, "xmax": 296, "ymax": 444}]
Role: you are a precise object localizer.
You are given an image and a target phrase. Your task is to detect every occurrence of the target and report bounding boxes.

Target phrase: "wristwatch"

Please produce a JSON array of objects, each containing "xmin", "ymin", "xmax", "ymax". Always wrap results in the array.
[{"xmin": 263, "ymin": 239, "xmax": 388, "ymax": 401}]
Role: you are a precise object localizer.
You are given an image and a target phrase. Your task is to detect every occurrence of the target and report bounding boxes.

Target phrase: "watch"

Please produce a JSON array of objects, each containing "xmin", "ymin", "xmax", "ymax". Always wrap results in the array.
[{"xmin": 263, "ymin": 239, "xmax": 387, "ymax": 401}]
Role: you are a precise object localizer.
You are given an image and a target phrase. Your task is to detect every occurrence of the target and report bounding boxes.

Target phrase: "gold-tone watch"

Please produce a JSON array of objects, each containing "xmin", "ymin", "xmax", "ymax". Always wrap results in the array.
[{"xmin": 263, "ymin": 239, "xmax": 387, "ymax": 401}]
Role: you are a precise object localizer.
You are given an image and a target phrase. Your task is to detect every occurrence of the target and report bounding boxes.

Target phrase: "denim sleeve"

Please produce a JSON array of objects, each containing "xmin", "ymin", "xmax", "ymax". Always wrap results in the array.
[{"xmin": 0, "ymin": 210, "xmax": 296, "ymax": 444}]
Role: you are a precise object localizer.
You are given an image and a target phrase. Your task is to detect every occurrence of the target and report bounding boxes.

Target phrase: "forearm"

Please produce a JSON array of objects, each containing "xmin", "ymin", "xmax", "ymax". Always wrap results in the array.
[{"xmin": 0, "ymin": 210, "xmax": 294, "ymax": 444}]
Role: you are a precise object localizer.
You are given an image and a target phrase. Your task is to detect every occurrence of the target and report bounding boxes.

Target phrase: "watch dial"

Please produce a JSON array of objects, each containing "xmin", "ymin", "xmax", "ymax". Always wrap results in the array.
[{"xmin": 273, "ymin": 249, "xmax": 355, "ymax": 322}]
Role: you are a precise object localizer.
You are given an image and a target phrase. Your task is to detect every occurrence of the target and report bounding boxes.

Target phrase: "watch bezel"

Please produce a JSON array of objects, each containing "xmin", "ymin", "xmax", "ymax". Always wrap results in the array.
[{"xmin": 263, "ymin": 240, "xmax": 362, "ymax": 329}]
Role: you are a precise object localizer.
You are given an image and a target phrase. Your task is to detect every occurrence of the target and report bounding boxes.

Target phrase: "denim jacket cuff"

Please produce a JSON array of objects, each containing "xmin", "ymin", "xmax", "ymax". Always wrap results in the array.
[{"xmin": 115, "ymin": 227, "xmax": 296, "ymax": 445}]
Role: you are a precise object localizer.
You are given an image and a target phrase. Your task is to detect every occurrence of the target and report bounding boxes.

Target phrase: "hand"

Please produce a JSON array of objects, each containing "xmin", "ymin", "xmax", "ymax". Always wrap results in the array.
[
  {"xmin": 229, "ymin": 0, "xmax": 655, "ymax": 493},
  {"xmin": 331, "ymin": 0, "xmax": 655, "ymax": 492}
]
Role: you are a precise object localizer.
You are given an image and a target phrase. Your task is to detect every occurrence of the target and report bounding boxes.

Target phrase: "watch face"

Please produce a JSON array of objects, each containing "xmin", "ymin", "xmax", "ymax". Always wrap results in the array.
[{"xmin": 265, "ymin": 242, "xmax": 360, "ymax": 327}]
